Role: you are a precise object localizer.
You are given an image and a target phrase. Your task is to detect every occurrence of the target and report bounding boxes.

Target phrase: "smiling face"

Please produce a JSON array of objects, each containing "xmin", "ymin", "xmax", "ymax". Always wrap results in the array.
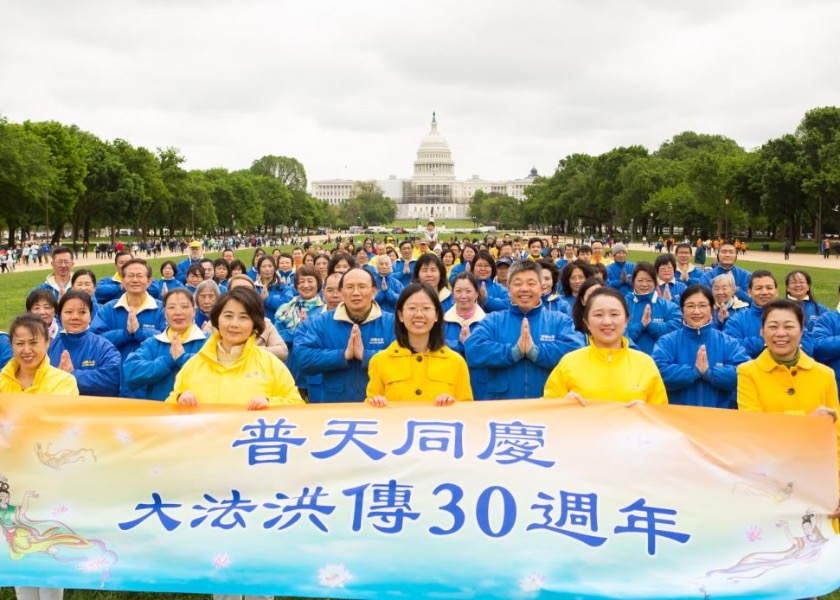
[
  {"xmin": 340, "ymin": 269, "xmax": 376, "ymax": 317},
  {"xmin": 60, "ymin": 297, "xmax": 91, "ymax": 334},
  {"xmin": 761, "ymin": 307, "xmax": 802, "ymax": 361},
  {"xmin": 508, "ymin": 270, "xmax": 542, "ymax": 311},
  {"xmin": 417, "ymin": 262, "xmax": 441, "ymax": 288},
  {"xmin": 718, "ymin": 244, "xmax": 737, "ymax": 268},
  {"xmin": 52, "ymin": 252, "xmax": 74, "ymax": 280},
  {"xmin": 217, "ymin": 298, "xmax": 255, "ymax": 348},
  {"xmin": 657, "ymin": 262, "xmax": 675, "ymax": 283},
  {"xmin": 712, "ymin": 280, "xmax": 734, "ymax": 306},
  {"xmin": 473, "ymin": 258, "xmax": 493, "ymax": 281},
  {"xmin": 540, "ymin": 268, "xmax": 554, "ymax": 295},
  {"xmin": 633, "ymin": 270, "xmax": 655, "ymax": 295},
  {"xmin": 584, "ymin": 294, "xmax": 628, "ymax": 349},
  {"xmin": 786, "ymin": 273, "xmax": 810, "ymax": 301},
  {"xmin": 453, "ymin": 278, "xmax": 478, "ymax": 311},
  {"xmin": 71, "ymin": 274, "xmax": 96, "ymax": 297},
  {"xmin": 323, "ymin": 274, "xmax": 343, "ymax": 310},
  {"xmin": 749, "ymin": 276, "xmax": 778, "ymax": 308},
  {"xmin": 30, "ymin": 300, "xmax": 56, "ymax": 326},
  {"xmin": 11, "ymin": 324, "xmax": 49, "ymax": 371},
  {"xmin": 122, "ymin": 263, "xmax": 151, "ymax": 295},
  {"xmin": 296, "ymin": 275, "xmax": 319, "ymax": 300},
  {"xmin": 398, "ymin": 291, "xmax": 438, "ymax": 337},
  {"xmin": 681, "ymin": 291, "xmax": 712, "ymax": 328},
  {"xmin": 675, "ymin": 246, "xmax": 692, "ymax": 266},
  {"xmin": 164, "ymin": 293, "xmax": 196, "ymax": 334}
]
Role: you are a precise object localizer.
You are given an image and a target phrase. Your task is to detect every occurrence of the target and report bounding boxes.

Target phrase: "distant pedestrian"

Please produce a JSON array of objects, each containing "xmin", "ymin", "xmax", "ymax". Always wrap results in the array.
[{"xmin": 783, "ymin": 240, "xmax": 791, "ymax": 260}]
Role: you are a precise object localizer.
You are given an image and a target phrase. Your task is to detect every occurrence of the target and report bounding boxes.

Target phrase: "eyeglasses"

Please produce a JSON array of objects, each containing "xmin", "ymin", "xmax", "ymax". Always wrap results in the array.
[
  {"xmin": 123, "ymin": 273, "xmax": 148, "ymax": 280},
  {"xmin": 53, "ymin": 260, "xmax": 72, "ymax": 266},
  {"xmin": 342, "ymin": 284, "xmax": 372, "ymax": 292},
  {"xmin": 402, "ymin": 306, "xmax": 437, "ymax": 316},
  {"xmin": 683, "ymin": 303, "xmax": 711, "ymax": 311}
]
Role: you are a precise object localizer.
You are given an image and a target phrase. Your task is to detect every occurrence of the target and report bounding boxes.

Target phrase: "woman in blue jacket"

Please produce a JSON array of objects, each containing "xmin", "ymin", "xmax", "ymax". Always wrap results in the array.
[
  {"xmin": 652, "ymin": 285, "xmax": 749, "ymax": 408},
  {"xmin": 48, "ymin": 290, "xmax": 121, "ymax": 397},
  {"xmin": 122, "ymin": 288, "xmax": 208, "ymax": 401},
  {"xmin": 254, "ymin": 255, "xmax": 291, "ymax": 314},
  {"xmin": 625, "ymin": 262, "xmax": 681, "ymax": 355},
  {"xmin": 785, "ymin": 270, "xmax": 829, "ymax": 331},
  {"xmin": 471, "ymin": 251, "xmax": 511, "ymax": 313},
  {"xmin": 443, "ymin": 272, "xmax": 489, "ymax": 399}
]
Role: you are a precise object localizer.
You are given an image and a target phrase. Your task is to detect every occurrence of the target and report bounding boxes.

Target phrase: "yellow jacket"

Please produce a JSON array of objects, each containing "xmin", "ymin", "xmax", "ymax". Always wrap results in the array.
[
  {"xmin": 738, "ymin": 349, "xmax": 840, "ymax": 486},
  {"xmin": 366, "ymin": 340, "xmax": 473, "ymax": 402},
  {"xmin": 543, "ymin": 337, "xmax": 668, "ymax": 404},
  {"xmin": 0, "ymin": 355, "xmax": 79, "ymax": 395},
  {"xmin": 167, "ymin": 333, "xmax": 303, "ymax": 406}
]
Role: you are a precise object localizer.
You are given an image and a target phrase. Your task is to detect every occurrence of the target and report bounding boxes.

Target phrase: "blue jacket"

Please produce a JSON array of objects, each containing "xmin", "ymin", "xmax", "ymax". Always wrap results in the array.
[
  {"xmin": 701, "ymin": 265, "xmax": 752, "ymax": 304},
  {"xmin": 255, "ymin": 281, "xmax": 293, "ymax": 314},
  {"xmin": 275, "ymin": 297, "xmax": 327, "ymax": 389},
  {"xmin": 448, "ymin": 262, "xmax": 468, "ymax": 286},
  {"xmin": 295, "ymin": 304, "xmax": 395, "ymax": 403},
  {"xmin": 122, "ymin": 326, "xmax": 208, "ymax": 401},
  {"xmin": 464, "ymin": 303, "xmax": 584, "ymax": 400},
  {"xmin": 33, "ymin": 275, "xmax": 71, "ymax": 300},
  {"xmin": 789, "ymin": 297, "xmax": 830, "ymax": 332},
  {"xmin": 606, "ymin": 260, "xmax": 635, "ymax": 296},
  {"xmin": 723, "ymin": 303, "xmax": 815, "ymax": 359},
  {"xmin": 811, "ymin": 309, "xmax": 840, "ymax": 392},
  {"xmin": 372, "ymin": 273, "xmax": 404, "ymax": 313},
  {"xmin": 95, "ymin": 274, "xmax": 124, "ymax": 304},
  {"xmin": 475, "ymin": 277, "xmax": 511, "ymax": 313},
  {"xmin": 47, "ymin": 329, "xmax": 122, "ymax": 397},
  {"xmin": 542, "ymin": 293, "xmax": 571, "ymax": 315},
  {"xmin": 176, "ymin": 257, "xmax": 202, "ymax": 283},
  {"xmin": 443, "ymin": 305, "xmax": 489, "ymax": 400},
  {"xmin": 0, "ymin": 333, "xmax": 10, "ymax": 370},
  {"xmin": 90, "ymin": 294, "xmax": 166, "ymax": 396},
  {"xmin": 655, "ymin": 280, "xmax": 687, "ymax": 303},
  {"xmin": 625, "ymin": 292, "xmax": 681, "ymax": 355},
  {"xmin": 152, "ymin": 278, "xmax": 183, "ymax": 300},
  {"xmin": 393, "ymin": 259, "xmax": 415, "ymax": 287},
  {"xmin": 652, "ymin": 321, "xmax": 749, "ymax": 408},
  {"xmin": 277, "ymin": 268, "xmax": 295, "ymax": 288}
]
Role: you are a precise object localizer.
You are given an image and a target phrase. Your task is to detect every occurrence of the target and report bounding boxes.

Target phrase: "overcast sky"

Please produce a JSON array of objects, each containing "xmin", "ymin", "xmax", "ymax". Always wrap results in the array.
[{"xmin": 2, "ymin": 1, "xmax": 838, "ymax": 186}]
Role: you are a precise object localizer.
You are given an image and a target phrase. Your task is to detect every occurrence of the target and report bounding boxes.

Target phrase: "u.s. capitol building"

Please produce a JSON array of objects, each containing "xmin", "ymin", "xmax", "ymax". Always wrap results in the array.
[{"xmin": 310, "ymin": 113, "xmax": 538, "ymax": 220}]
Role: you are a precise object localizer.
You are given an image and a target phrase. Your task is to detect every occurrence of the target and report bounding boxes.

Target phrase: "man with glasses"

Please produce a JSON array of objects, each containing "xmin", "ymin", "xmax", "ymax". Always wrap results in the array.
[
  {"xmin": 296, "ymin": 268, "xmax": 395, "ymax": 402},
  {"xmin": 92, "ymin": 258, "xmax": 166, "ymax": 397},
  {"xmin": 32, "ymin": 246, "xmax": 74, "ymax": 299}
]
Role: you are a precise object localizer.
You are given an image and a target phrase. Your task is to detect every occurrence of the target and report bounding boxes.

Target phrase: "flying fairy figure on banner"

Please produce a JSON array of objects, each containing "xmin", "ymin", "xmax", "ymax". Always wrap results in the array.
[
  {"xmin": 0, "ymin": 474, "xmax": 118, "ymax": 587},
  {"xmin": 705, "ymin": 510, "xmax": 827, "ymax": 583}
]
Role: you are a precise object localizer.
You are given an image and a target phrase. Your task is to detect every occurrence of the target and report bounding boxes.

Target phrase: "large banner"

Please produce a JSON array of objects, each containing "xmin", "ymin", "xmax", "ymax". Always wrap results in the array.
[{"xmin": 1, "ymin": 394, "xmax": 839, "ymax": 599}]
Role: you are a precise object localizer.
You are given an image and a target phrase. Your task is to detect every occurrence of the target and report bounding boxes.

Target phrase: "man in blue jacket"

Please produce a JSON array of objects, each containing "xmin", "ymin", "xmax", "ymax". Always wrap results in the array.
[
  {"xmin": 723, "ymin": 270, "xmax": 814, "ymax": 358},
  {"xmin": 295, "ymin": 268, "xmax": 395, "ymax": 402},
  {"xmin": 393, "ymin": 240, "xmax": 416, "ymax": 287},
  {"xmin": 701, "ymin": 241, "xmax": 751, "ymax": 304},
  {"xmin": 91, "ymin": 258, "xmax": 166, "ymax": 397},
  {"xmin": 176, "ymin": 241, "xmax": 204, "ymax": 283},
  {"xmin": 465, "ymin": 261, "xmax": 583, "ymax": 400},
  {"xmin": 32, "ymin": 245, "xmax": 73, "ymax": 299},
  {"xmin": 95, "ymin": 250, "xmax": 134, "ymax": 304}
]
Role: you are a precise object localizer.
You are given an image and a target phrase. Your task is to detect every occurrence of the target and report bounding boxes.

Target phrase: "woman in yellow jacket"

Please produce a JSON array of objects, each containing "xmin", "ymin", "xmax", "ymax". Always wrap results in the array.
[
  {"xmin": 367, "ymin": 283, "xmax": 473, "ymax": 406},
  {"xmin": 0, "ymin": 314, "xmax": 76, "ymax": 600},
  {"xmin": 737, "ymin": 299, "xmax": 840, "ymax": 520},
  {"xmin": 544, "ymin": 287, "xmax": 668, "ymax": 405},
  {"xmin": 168, "ymin": 287, "xmax": 303, "ymax": 409},
  {"xmin": 0, "ymin": 313, "xmax": 78, "ymax": 396}
]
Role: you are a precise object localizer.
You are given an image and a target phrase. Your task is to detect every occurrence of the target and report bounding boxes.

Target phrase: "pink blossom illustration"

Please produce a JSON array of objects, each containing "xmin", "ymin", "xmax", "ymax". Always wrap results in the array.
[
  {"xmin": 62, "ymin": 426, "xmax": 82, "ymax": 441},
  {"xmin": 77, "ymin": 556, "xmax": 111, "ymax": 574},
  {"xmin": 318, "ymin": 563, "xmax": 353, "ymax": 588},
  {"xmin": 518, "ymin": 572, "xmax": 546, "ymax": 592},
  {"xmin": 746, "ymin": 525, "xmax": 762, "ymax": 542},
  {"xmin": 51, "ymin": 505, "xmax": 68, "ymax": 517},
  {"xmin": 213, "ymin": 553, "xmax": 232, "ymax": 569},
  {"xmin": 114, "ymin": 429, "xmax": 132, "ymax": 445},
  {"xmin": 0, "ymin": 419, "xmax": 14, "ymax": 435}
]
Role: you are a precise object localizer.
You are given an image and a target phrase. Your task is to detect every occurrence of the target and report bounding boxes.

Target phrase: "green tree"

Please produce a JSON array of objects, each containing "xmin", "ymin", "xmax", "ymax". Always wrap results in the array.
[
  {"xmin": 250, "ymin": 155, "xmax": 308, "ymax": 192},
  {"xmin": 73, "ymin": 133, "xmax": 127, "ymax": 243},
  {"xmin": 340, "ymin": 181, "xmax": 396, "ymax": 227},
  {"xmin": 23, "ymin": 121, "xmax": 87, "ymax": 244},
  {"xmin": 0, "ymin": 118, "xmax": 55, "ymax": 245}
]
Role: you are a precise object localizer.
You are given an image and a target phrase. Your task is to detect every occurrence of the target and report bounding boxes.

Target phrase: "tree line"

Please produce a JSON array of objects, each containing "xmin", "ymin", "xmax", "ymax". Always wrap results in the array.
[
  {"xmin": 472, "ymin": 106, "xmax": 840, "ymax": 242},
  {"xmin": 0, "ymin": 117, "xmax": 347, "ymax": 246}
]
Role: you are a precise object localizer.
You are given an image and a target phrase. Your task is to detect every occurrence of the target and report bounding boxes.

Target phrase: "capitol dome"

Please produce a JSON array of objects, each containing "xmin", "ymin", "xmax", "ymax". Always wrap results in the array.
[{"xmin": 413, "ymin": 112, "xmax": 455, "ymax": 181}]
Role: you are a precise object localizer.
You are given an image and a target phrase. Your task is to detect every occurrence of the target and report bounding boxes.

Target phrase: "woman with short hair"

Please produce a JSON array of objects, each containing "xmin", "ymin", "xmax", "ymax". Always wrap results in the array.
[
  {"xmin": 625, "ymin": 262, "xmax": 681, "ymax": 355},
  {"xmin": 167, "ymin": 287, "xmax": 303, "ymax": 408}
]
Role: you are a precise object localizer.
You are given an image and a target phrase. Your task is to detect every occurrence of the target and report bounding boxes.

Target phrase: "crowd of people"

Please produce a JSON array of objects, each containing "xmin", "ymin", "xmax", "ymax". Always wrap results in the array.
[{"xmin": 3, "ymin": 220, "xmax": 840, "ymax": 600}]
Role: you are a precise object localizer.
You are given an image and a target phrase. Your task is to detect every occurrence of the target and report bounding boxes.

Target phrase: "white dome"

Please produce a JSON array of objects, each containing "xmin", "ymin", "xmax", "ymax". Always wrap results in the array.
[{"xmin": 413, "ymin": 112, "xmax": 455, "ymax": 181}]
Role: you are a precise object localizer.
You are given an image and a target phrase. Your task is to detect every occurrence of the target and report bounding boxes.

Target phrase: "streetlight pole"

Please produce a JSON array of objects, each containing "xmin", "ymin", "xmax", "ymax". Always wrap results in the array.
[
  {"xmin": 630, "ymin": 218, "xmax": 634, "ymax": 243},
  {"xmin": 649, "ymin": 212, "xmax": 654, "ymax": 239},
  {"xmin": 668, "ymin": 202, "xmax": 673, "ymax": 239}
]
